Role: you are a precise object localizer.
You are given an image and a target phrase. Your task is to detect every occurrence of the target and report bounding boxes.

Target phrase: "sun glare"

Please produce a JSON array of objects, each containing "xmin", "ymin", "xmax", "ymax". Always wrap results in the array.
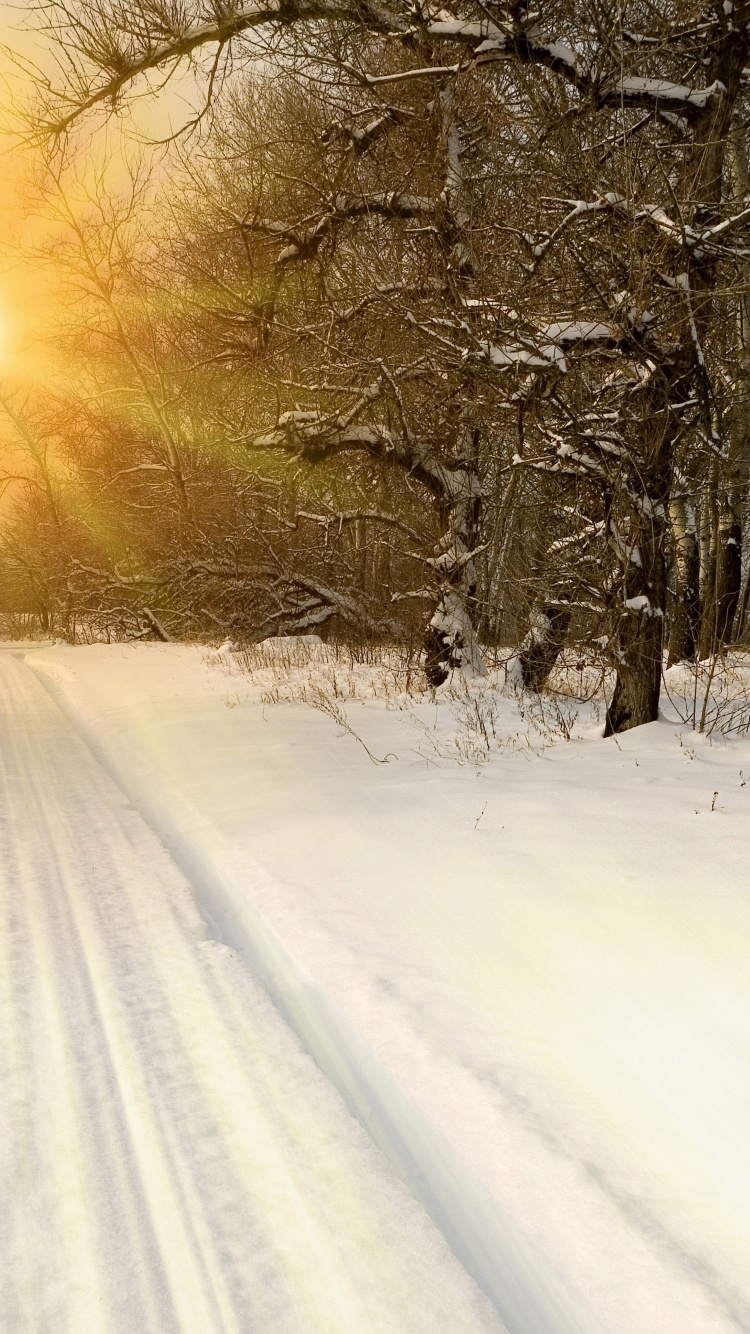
[{"xmin": 0, "ymin": 309, "xmax": 10, "ymax": 367}]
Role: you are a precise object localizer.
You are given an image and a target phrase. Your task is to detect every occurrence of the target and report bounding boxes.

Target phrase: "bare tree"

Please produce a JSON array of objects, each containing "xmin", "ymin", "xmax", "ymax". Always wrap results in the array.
[
  {"xmin": 17, "ymin": 0, "xmax": 750, "ymax": 727},
  {"xmin": 13, "ymin": 152, "xmax": 419, "ymax": 642}
]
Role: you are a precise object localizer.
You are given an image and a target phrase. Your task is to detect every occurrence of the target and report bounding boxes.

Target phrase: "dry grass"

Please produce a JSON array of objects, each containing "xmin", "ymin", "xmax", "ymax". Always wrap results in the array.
[
  {"xmin": 211, "ymin": 636, "xmax": 593, "ymax": 765},
  {"xmin": 210, "ymin": 637, "xmax": 750, "ymax": 761},
  {"xmin": 663, "ymin": 651, "xmax": 750, "ymax": 736}
]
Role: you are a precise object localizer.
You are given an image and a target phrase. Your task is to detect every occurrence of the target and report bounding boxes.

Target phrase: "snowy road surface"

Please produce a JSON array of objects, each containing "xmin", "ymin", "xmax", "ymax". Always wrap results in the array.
[
  {"xmin": 0, "ymin": 652, "xmax": 506, "ymax": 1334},
  {"xmin": 27, "ymin": 642, "xmax": 750, "ymax": 1334}
]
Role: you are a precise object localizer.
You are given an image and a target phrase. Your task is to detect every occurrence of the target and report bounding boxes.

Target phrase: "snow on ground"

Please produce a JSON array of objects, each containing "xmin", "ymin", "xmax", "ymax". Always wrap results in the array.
[
  {"xmin": 0, "ymin": 650, "xmax": 503, "ymax": 1334},
  {"xmin": 25, "ymin": 640, "xmax": 750, "ymax": 1334}
]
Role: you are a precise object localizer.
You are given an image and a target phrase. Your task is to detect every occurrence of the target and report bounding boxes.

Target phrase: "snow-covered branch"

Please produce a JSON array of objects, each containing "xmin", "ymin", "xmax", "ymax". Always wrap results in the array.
[
  {"xmin": 35, "ymin": 2, "xmax": 735, "ymax": 140},
  {"xmin": 237, "ymin": 192, "xmax": 437, "ymax": 267},
  {"xmin": 322, "ymin": 106, "xmax": 415, "ymax": 155},
  {"xmin": 527, "ymin": 192, "xmax": 750, "ymax": 269}
]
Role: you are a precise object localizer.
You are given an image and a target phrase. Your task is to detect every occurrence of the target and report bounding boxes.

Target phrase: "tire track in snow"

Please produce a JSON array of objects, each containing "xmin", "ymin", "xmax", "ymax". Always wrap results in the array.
[
  {"xmin": 29, "ymin": 654, "xmax": 606, "ymax": 1334},
  {"xmin": 0, "ymin": 654, "xmax": 503, "ymax": 1334}
]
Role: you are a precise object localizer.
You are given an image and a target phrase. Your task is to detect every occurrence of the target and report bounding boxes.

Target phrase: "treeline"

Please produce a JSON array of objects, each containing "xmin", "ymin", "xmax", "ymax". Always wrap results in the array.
[{"xmin": 3, "ymin": 0, "xmax": 750, "ymax": 731}]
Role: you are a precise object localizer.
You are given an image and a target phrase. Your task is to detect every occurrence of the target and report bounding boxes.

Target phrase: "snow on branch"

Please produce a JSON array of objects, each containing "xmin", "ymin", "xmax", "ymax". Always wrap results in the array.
[
  {"xmin": 423, "ymin": 19, "xmax": 725, "ymax": 120},
  {"xmin": 295, "ymin": 509, "xmax": 425, "ymax": 542},
  {"xmin": 331, "ymin": 191, "xmax": 436, "ymax": 220},
  {"xmin": 269, "ymin": 569, "xmax": 403, "ymax": 635},
  {"xmin": 249, "ymin": 370, "xmax": 478, "ymax": 508},
  {"xmin": 614, "ymin": 76, "xmax": 726, "ymax": 113},
  {"xmin": 34, "ymin": 1, "xmax": 731, "ymax": 137},
  {"xmin": 480, "ymin": 318, "xmax": 624, "ymax": 375},
  {"xmin": 322, "ymin": 106, "xmax": 416, "ymax": 154},
  {"xmin": 527, "ymin": 192, "xmax": 750, "ymax": 269},
  {"xmin": 514, "ymin": 431, "xmax": 667, "ymax": 529},
  {"xmin": 237, "ymin": 192, "xmax": 436, "ymax": 267},
  {"xmin": 250, "ymin": 407, "xmax": 450, "ymax": 498}
]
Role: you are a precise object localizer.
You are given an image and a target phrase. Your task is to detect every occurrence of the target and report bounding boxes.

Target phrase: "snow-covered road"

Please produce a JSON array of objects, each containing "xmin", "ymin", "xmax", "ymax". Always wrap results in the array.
[
  {"xmin": 25, "ymin": 641, "xmax": 750, "ymax": 1334},
  {"xmin": 0, "ymin": 652, "xmax": 503, "ymax": 1334}
]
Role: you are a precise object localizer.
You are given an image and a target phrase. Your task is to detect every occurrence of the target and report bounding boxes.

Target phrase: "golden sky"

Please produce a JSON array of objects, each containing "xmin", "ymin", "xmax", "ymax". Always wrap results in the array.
[
  {"xmin": 0, "ymin": 1, "xmax": 52, "ymax": 385},
  {"xmin": 0, "ymin": 3, "xmax": 195, "ymax": 391}
]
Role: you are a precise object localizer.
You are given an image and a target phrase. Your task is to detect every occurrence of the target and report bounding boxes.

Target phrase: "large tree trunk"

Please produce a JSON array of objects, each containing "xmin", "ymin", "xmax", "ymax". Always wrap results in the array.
[
  {"xmin": 667, "ymin": 492, "xmax": 700, "ymax": 665},
  {"xmin": 604, "ymin": 611, "xmax": 663, "ymax": 735},
  {"xmin": 425, "ymin": 588, "xmax": 484, "ymax": 685},
  {"xmin": 715, "ymin": 497, "xmax": 743, "ymax": 643},
  {"xmin": 715, "ymin": 117, "xmax": 750, "ymax": 647},
  {"xmin": 424, "ymin": 460, "xmax": 485, "ymax": 686},
  {"xmin": 737, "ymin": 562, "xmax": 750, "ymax": 643},
  {"xmin": 605, "ymin": 371, "xmax": 675, "ymax": 734},
  {"xmin": 605, "ymin": 518, "xmax": 668, "ymax": 735},
  {"xmin": 695, "ymin": 474, "xmax": 742, "ymax": 656},
  {"xmin": 425, "ymin": 93, "xmax": 487, "ymax": 688},
  {"xmin": 692, "ymin": 122, "xmax": 750, "ymax": 654},
  {"xmin": 697, "ymin": 473, "xmax": 718, "ymax": 658},
  {"xmin": 517, "ymin": 602, "xmax": 571, "ymax": 691}
]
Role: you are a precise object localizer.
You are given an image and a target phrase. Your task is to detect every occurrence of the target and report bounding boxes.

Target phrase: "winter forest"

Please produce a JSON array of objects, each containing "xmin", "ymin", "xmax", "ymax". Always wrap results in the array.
[
  {"xmin": 3, "ymin": 0, "xmax": 750, "ymax": 732},
  {"xmin": 4, "ymin": 7, "xmax": 750, "ymax": 1334}
]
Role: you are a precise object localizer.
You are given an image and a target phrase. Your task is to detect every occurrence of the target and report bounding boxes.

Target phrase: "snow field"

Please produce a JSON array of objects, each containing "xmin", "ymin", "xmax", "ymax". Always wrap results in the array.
[{"xmin": 28, "ymin": 641, "xmax": 750, "ymax": 1334}]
